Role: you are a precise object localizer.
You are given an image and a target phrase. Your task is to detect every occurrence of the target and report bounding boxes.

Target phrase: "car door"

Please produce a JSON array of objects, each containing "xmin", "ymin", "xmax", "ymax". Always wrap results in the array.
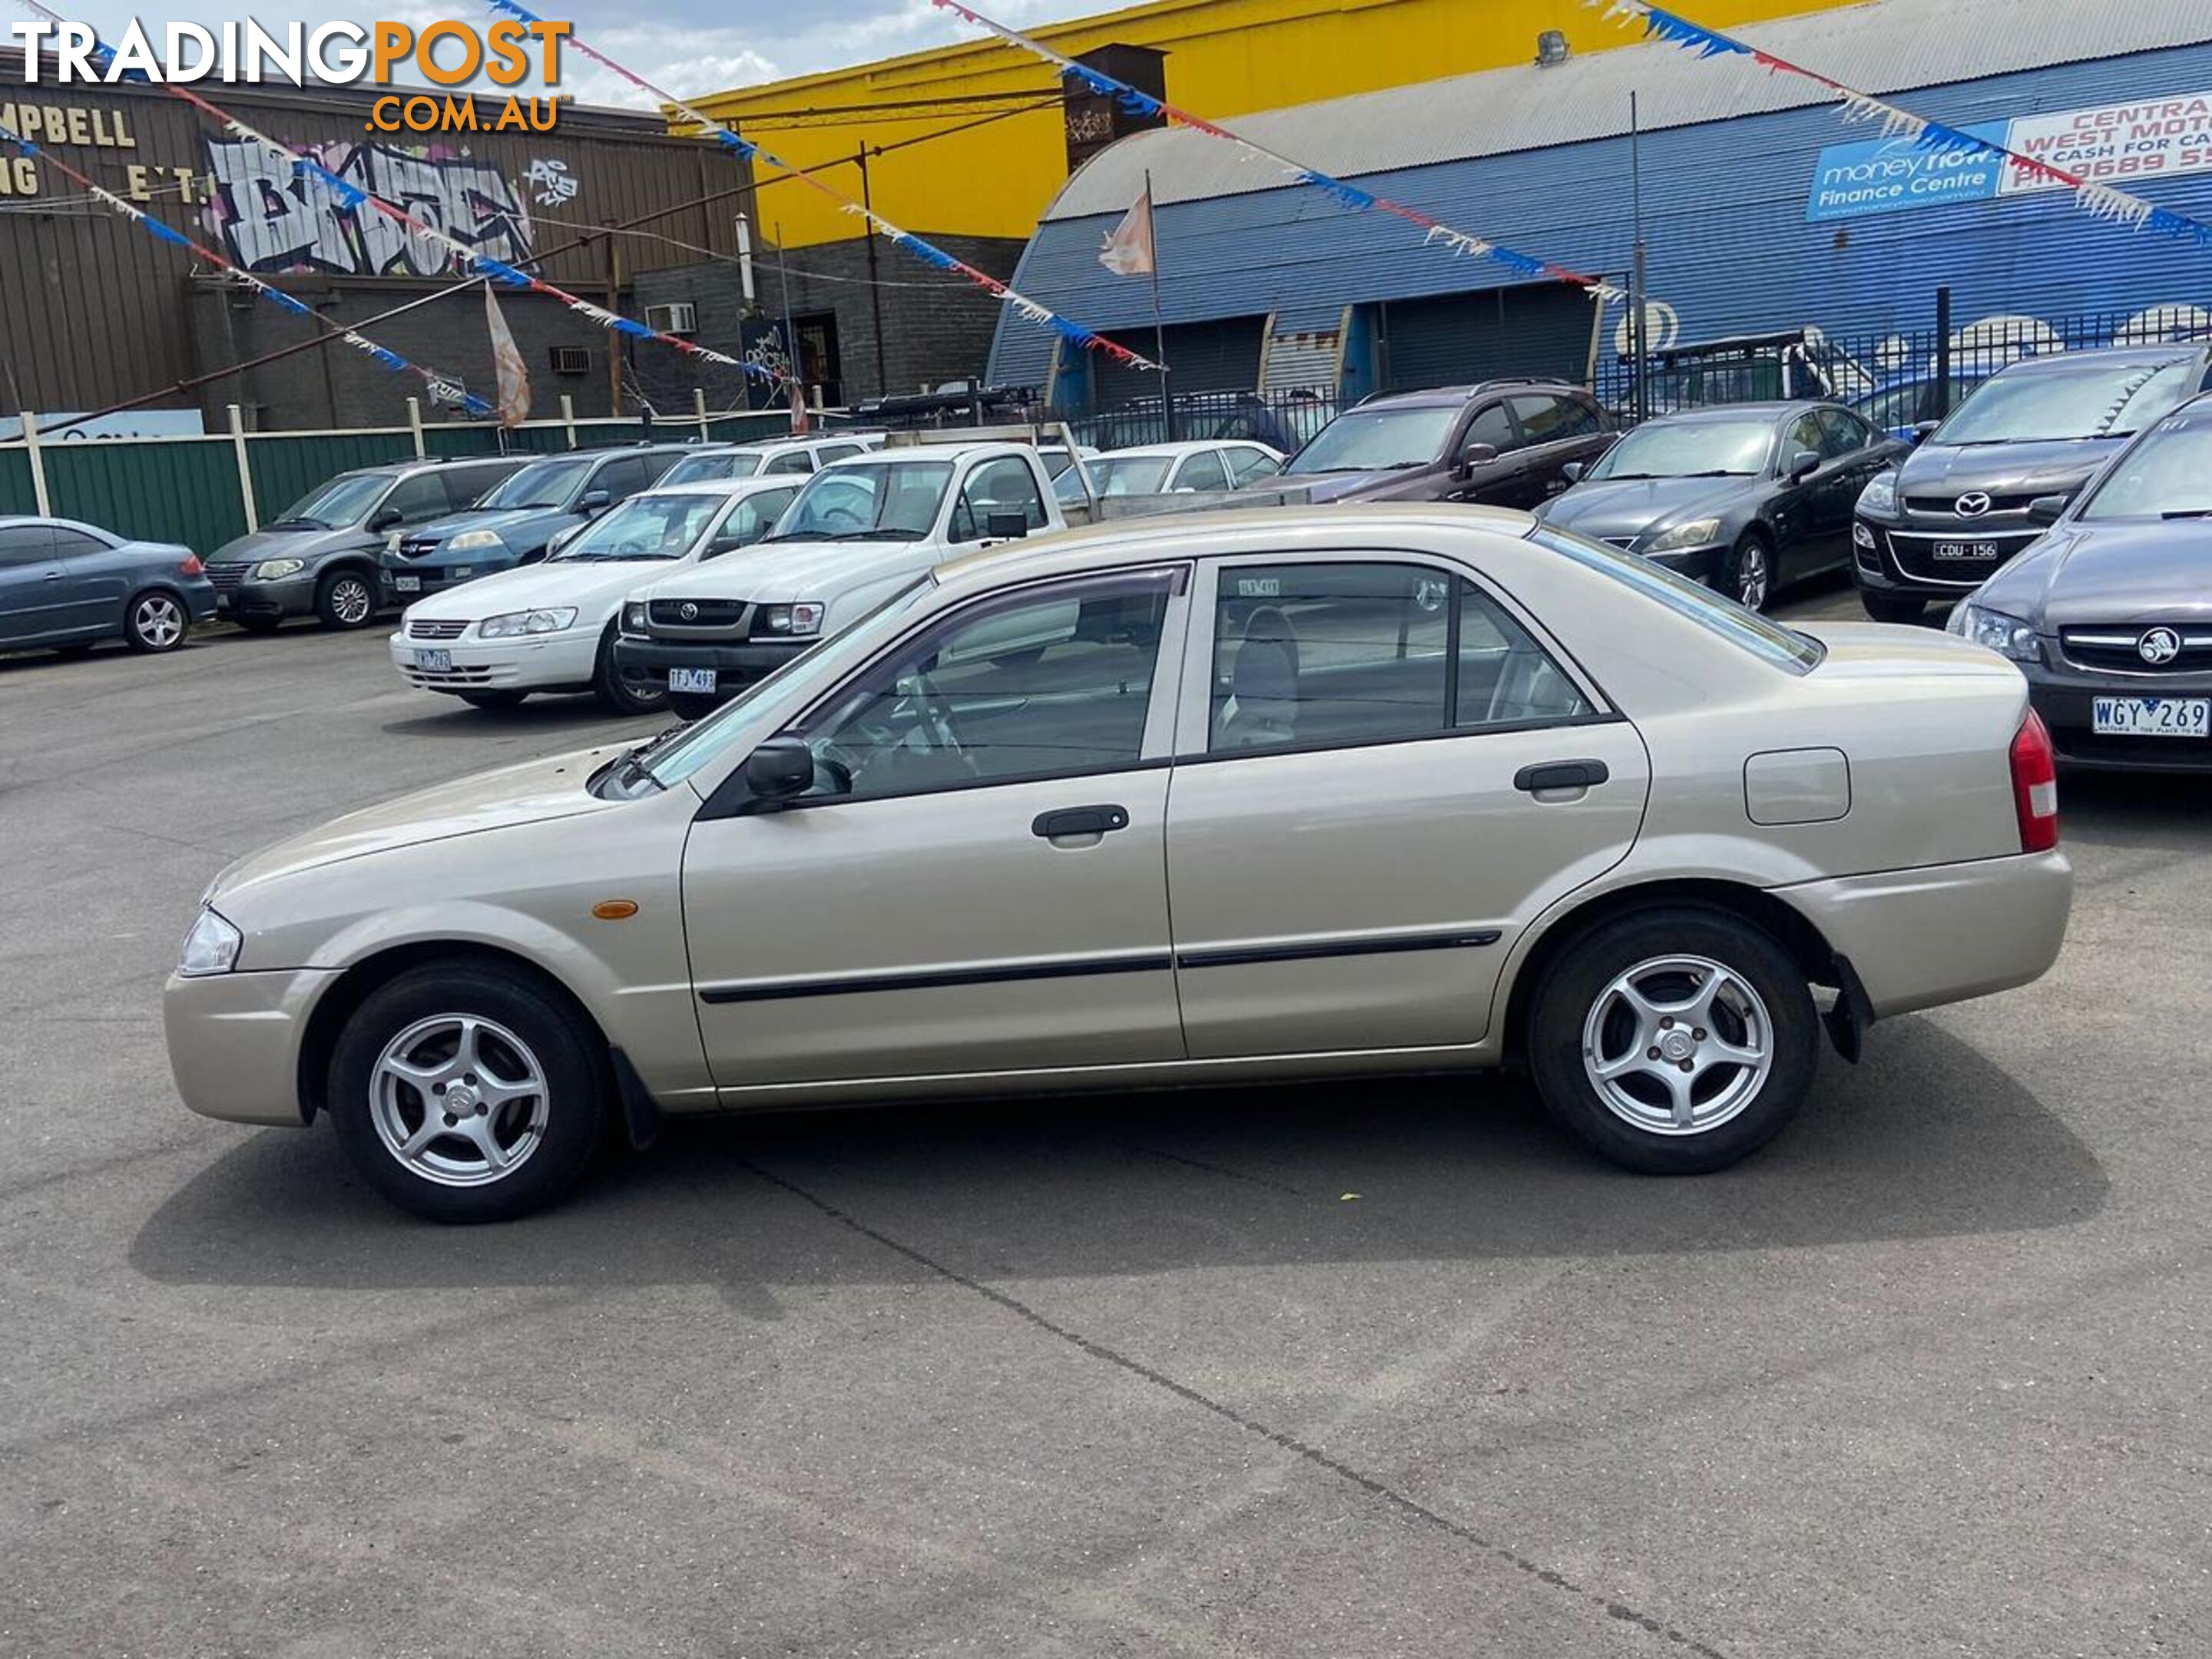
[
  {"xmin": 1763, "ymin": 409, "xmax": 1832, "ymax": 579},
  {"xmin": 682, "ymin": 565, "xmax": 1191, "ymax": 1088},
  {"xmin": 595, "ymin": 455, "xmax": 653, "ymax": 507},
  {"xmin": 1810, "ymin": 409, "xmax": 1889, "ymax": 576},
  {"xmin": 1508, "ymin": 394, "xmax": 1611, "ymax": 503},
  {"xmin": 0, "ymin": 524, "xmax": 66, "ymax": 644},
  {"xmin": 1164, "ymin": 555, "xmax": 1650, "ymax": 1058},
  {"xmin": 1447, "ymin": 401, "xmax": 1525, "ymax": 505},
  {"xmin": 46, "ymin": 526, "xmax": 126, "ymax": 633}
]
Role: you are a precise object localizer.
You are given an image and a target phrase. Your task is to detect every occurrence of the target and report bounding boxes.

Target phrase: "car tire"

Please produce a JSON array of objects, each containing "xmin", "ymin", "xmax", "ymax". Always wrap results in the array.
[
  {"xmin": 1860, "ymin": 591, "xmax": 1925, "ymax": 625},
  {"xmin": 315, "ymin": 568, "xmax": 378, "ymax": 631},
  {"xmin": 1526, "ymin": 906, "xmax": 1819, "ymax": 1175},
  {"xmin": 233, "ymin": 614, "xmax": 283, "ymax": 636},
  {"xmin": 592, "ymin": 626, "xmax": 669, "ymax": 716},
  {"xmin": 122, "ymin": 588, "xmax": 190, "ymax": 653},
  {"xmin": 328, "ymin": 962, "xmax": 608, "ymax": 1223},
  {"xmin": 668, "ymin": 691, "xmax": 722, "ymax": 723},
  {"xmin": 1726, "ymin": 531, "xmax": 1775, "ymax": 613},
  {"xmin": 459, "ymin": 690, "xmax": 528, "ymax": 710}
]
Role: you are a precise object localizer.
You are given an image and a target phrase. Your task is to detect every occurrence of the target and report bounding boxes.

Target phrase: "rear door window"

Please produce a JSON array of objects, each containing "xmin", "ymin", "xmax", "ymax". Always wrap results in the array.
[
  {"xmin": 47, "ymin": 528, "xmax": 111, "ymax": 557},
  {"xmin": 596, "ymin": 456, "xmax": 651, "ymax": 502},
  {"xmin": 1508, "ymin": 395, "xmax": 1601, "ymax": 445},
  {"xmin": 444, "ymin": 462, "xmax": 518, "ymax": 508},
  {"xmin": 1172, "ymin": 449, "xmax": 1231, "ymax": 492},
  {"xmin": 382, "ymin": 472, "xmax": 451, "ymax": 525}
]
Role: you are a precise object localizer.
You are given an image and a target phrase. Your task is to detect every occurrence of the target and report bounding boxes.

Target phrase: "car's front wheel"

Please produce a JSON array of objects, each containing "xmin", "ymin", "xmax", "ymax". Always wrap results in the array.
[
  {"xmin": 124, "ymin": 589, "xmax": 190, "ymax": 653},
  {"xmin": 593, "ymin": 628, "xmax": 668, "ymax": 716},
  {"xmin": 316, "ymin": 568, "xmax": 379, "ymax": 630},
  {"xmin": 1727, "ymin": 532, "xmax": 1774, "ymax": 613},
  {"xmin": 1525, "ymin": 906, "xmax": 1818, "ymax": 1174},
  {"xmin": 328, "ymin": 963, "xmax": 608, "ymax": 1222}
]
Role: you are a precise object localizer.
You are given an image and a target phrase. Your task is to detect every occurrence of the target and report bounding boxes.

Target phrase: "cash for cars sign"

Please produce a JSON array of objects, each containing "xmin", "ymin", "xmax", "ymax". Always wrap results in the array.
[{"xmin": 1998, "ymin": 94, "xmax": 2212, "ymax": 195}]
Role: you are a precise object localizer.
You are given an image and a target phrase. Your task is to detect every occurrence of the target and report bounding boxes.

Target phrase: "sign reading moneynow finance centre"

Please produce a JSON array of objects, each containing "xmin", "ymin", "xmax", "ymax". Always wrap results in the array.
[{"xmin": 1807, "ymin": 92, "xmax": 2212, "ymax": 222}]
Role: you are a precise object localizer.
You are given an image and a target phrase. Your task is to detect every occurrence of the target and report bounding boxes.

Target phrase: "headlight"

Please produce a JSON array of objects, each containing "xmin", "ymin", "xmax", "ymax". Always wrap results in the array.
[
  {"xmin": 446, "ymin": 528, "xmax": 505, "ymax": 553},
  {"xmin": 250, "ymin": 557, "xmax": 305, "ymax": 581},
  {"xmin": 478, "ymin": 607, "xmax": 578, "ymax": 638},
  {"xmin": 1857, "ymin": 471, "xmax": 1899, "ymax": 517},
  {"xmin": 1948, "ymin": 600, "xmax": 2040, "ymax": 661},
  {"xmin": 762, "ymin": 602, "xmax": 826, "ymax": 637},
  {"xmin": 1852, "ymin": 522, "xmax": 1876, "ymax": 548},
  {"xmin": 1644, "ymin": 518, "xmax": 1722, "ymax": 555},
  {"xmin": 178, "ymin": 907, "xmax": 242, "ymax": 977},
  {"xmin": 622, "ymin": 601, "xmax": 647, "ymax": 634}
]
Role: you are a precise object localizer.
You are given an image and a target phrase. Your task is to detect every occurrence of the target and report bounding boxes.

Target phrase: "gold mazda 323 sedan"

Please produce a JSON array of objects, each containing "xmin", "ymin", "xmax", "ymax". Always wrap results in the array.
[{"xmin": 166, "ymin": 506, "xmax": 2071, "ymax": 1221}]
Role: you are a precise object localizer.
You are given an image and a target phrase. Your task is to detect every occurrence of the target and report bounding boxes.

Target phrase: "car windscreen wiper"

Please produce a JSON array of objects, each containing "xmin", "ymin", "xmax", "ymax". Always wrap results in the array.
[
  {"xmin": 265, "ymin": 517, "xmax": 327, "ymax": 530},
  {"xmin": 2161, "ymin": 508, "xmax": 2212, "ymax": 518},
  {"xmin": 763, "ymin": 530, "xmax": 838, "ymax": 541}
]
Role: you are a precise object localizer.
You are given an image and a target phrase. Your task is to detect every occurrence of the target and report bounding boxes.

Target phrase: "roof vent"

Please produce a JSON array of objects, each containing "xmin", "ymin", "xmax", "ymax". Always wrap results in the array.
[{"xmin": 1535, "ymin": 29, "xmax": 1571, "ymax": 66}]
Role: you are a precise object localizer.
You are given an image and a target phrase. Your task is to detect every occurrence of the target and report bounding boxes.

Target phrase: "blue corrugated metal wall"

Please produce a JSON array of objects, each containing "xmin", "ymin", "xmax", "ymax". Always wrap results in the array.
[{"xmin": 992, "ymin": 41, "xmax": 2212, "ymax": 391}]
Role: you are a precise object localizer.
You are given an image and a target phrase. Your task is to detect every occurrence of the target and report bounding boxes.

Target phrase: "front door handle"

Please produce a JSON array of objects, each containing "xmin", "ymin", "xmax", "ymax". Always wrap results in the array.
[
  {"xmin": 1515, "ymin": 760, "xmax": 1608, "ymax": 793},
  {"xmin": 1032, "ymin": 803, "xmax": 1130, "ymax": 839}
]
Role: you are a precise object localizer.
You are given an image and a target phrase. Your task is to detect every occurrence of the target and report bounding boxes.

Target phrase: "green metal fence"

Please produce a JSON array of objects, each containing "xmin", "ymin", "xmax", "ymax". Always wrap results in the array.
[{"xmin": 0, "ymin": 406, "xmax": 800, "ymax": 554}]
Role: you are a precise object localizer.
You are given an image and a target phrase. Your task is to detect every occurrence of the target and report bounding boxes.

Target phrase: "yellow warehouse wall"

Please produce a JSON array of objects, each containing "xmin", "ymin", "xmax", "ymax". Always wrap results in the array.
[{"xmin": 694, "ymin": 0, "xmax": 1851, "ymax": 250}]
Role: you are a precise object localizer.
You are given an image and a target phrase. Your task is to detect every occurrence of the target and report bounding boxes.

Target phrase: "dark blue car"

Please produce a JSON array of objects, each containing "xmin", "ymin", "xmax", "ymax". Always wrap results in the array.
[{"xmin": 378, "ymin": 444, "xmax": 690, "ymax": 606}]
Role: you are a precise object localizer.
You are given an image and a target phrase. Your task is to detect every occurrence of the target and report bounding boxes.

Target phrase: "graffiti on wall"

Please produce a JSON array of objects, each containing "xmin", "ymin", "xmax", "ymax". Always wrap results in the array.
[{"xmin": 202, "ymin": 137, "xmax": 549, "ymax": 276}]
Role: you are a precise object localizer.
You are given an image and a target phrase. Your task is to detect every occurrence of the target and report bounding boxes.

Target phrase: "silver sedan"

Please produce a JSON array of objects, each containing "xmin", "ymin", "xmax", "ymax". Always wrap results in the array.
[{"xmin": 164, "ymin": 505, "xmax": 2071, "ymax": 1221}]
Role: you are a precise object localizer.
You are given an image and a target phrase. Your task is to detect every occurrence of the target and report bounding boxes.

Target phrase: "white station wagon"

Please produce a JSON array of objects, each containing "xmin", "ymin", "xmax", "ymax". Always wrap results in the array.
[{"xmin": 167, "ymin": 505, "xmax": 2071, "ymax": 1221}]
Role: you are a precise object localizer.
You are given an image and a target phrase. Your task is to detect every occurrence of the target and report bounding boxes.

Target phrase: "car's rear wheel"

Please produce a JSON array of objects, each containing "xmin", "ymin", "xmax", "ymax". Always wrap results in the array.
[
  {"xmin": 316, "ymin": 568, "xmax": 378, "ymax": 630},
  {"xmin": 593, "ymin": 628, "xmax": 667, "ymax": 715},
  {"xmin": 1526, "ymin": 906, "xmax": 1818, "ymax": 1174},
  {"xmin": 328, "ymin": 963, "xmax": 608, "ymax": 1222},
  {"xmin": 1860, "ymin": 591, "xmax": 1925, "ymax": 625},
  {"xmin": 668, "ymin": 691, "xmax": 722, "ymax": 723},
  {"xmin": 123, "ymin": 589, "xmax": 190, "ymax": 653},
  {"xmin": 1727, "ymin": 532, "xmax": 1774, "ymax": 613},
  {"xmin": 459, "ymin": 690, "xmax": 528, "ymax": 710}
]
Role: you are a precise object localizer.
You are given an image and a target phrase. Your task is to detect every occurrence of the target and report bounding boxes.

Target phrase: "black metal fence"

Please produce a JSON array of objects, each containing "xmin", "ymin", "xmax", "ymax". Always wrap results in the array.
[{"xmin": 1046, "ymin": 387, "xmax": 1339, "ymax": 452}]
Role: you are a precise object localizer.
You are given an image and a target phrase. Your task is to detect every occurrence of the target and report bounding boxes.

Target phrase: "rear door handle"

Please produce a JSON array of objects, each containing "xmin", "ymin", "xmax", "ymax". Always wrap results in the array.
[
  {"xmin": 1515, "ymin": 760, "xmax": 1608, "ymax": 793},
  {"xmin": 1032, "ymin": 803, "xmax": 1131, "ymax": 839}
]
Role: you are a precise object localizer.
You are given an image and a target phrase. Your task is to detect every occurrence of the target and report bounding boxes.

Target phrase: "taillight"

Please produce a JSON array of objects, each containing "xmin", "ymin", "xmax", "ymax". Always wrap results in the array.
[
  {"xmin": 2010, "ymin": 709, "xmax": 2058, "ymax": 853},
  {"xmin": 178, "ymin": 555, "xmax": 204, "ymax": 576}
]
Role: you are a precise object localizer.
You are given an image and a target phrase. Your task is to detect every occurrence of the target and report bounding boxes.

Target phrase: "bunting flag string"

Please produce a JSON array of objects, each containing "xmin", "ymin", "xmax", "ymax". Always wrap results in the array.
[
  {"xmin": 6, "ymin": 0, "xmax": 780, "ymax": 389},
  {"xmin": 928, "ymin": 0, "xmax": 1631, "ymax": 306},
  {"xmin": 483, "ymin": 0, "xmax": 1163, "ymax": 371},
  {"xmin": 0, "ymin": 116, "xmax": 495, "ymax": 418},
  {"xmin": 1594, "ymin": 0, "xmax": 2212, "ymax": 253}
]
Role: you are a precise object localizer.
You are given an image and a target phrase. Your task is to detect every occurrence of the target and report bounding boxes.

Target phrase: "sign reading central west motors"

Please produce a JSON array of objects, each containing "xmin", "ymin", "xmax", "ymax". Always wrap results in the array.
[{"xmin": 1998, "ymin": 93, "xmax": 2212, "ymax": 194}]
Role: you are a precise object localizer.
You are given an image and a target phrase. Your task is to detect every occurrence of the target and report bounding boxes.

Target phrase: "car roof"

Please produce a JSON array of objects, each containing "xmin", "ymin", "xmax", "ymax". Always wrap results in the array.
[
  {"xmin": 1992, "ymin": 345, "xmax": 2207, "ymax": 377},
  {"xmin": 1357, "ymin": 380, "xmax": 1581, "ymax": 410},
  {"xmin": 1639, "ymin": 401, "xmax": 1815, "ymax": 423},
  {"xmin": 1094, "ymin": 442, "xmax": 1233, "ymax": 460},
  {"xmin": 935, "ymin": 502, "xmax": 1534, "ymax": 589},
  {"xmin": 821, "ymin": 441, "xmax": 1028, "ymax": 467},
  {"xmin": 641, "ymin": 476, "xmax": 803, "ymax": 498}
]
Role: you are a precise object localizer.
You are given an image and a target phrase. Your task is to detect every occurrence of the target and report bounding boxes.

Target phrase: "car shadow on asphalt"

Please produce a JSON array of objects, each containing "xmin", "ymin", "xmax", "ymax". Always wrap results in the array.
[
  {"xmin": 378, "ymin": 700, "xmax": 664, "ymax": 740},
  {"xmin": 130, "ymin": 1013, "xmax": 2105, "ymax": 1308},
  {"xmin": 2058, "ymin": 767, "xmax": 2212, "ymax": 847}
]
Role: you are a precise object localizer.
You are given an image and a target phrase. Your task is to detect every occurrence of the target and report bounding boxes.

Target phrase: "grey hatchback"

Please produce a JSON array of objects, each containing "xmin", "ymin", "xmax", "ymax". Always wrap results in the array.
[{"xmin": 0, "ymin": 515, "xmax": 217, "ymax": 655}]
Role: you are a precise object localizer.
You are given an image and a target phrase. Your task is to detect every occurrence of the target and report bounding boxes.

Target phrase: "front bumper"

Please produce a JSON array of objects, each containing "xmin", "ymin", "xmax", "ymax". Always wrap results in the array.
[
  {"xmin": 2023, "ymin": 658, "xmax": 2212, "ymax": 772},
  {"xmin": 1852, "ymin": 515, "xmax": 2041, "ymax": 601},
  {"xmin": 217, "ymin": 572, "xmax": 320, "ymax": 621},
  {"xmin": 164, "ymin": 966, "xmax": 344, "ymax": 1127},
  {"xmin": 612, "ymin": 633, "xmax": 814, "ymax": 694},
  {"xmin": 378, "ymin": 552, "xmax": 521, "ymax": 605},
  {"xmin": 1644, "ymin": 543, "xmax": 1727, "ymax": 585},
  {"xmin": 1775, "ymin": 849, "xmax": 2071, "ymax": 1021},
  {"xmin": 388, "ymin": 628, "xmax": 602, "ymax": 695}
]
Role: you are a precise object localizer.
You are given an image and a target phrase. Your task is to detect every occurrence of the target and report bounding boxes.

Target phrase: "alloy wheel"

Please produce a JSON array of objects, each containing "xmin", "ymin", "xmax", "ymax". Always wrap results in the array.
[
  {"xmin": 331, "ymin": 577, "xmax": 373, "ymax": 625},
  {"xmin": 1580, "ymin": 953, "xmax": 1774, "ymax": 1136},
  {"xmin": 368, "ymin": 1014, "xmax": 551, "ymax": 1187},
  {"xmin": 133, "ymin": 594, "xmax": 185, "ymax": 648},
  {"xmin": 1735, "ymin": 544, "xmax": 1770, "ymax": 611}
]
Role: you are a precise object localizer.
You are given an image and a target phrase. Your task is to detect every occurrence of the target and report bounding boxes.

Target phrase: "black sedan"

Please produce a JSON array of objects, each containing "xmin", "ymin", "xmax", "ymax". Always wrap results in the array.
[
  {"xmin": 1950, "ymin": 392, "xmax": 2212, "ymax": 771},
  {"xmin": 1535, "ymin": 401, "xmax": 1904, "ymax": 611}
]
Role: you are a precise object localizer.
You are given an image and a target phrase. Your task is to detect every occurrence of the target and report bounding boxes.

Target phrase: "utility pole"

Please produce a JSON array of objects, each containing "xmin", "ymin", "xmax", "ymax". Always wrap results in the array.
[
  {"xmin": 1147, "ymin": 168, "xmax": 1171, "ymax": 442},
  {"xmin": 777, "ymin": 219, "xmax": 801, "ymax": 428},
  {"xmin": 856, "ymin": 144, "xmax": 889, "ymax": 398},
  {"xmin": 1628, "ymin": 91, "xmax": 1649, "ymax": 424}
]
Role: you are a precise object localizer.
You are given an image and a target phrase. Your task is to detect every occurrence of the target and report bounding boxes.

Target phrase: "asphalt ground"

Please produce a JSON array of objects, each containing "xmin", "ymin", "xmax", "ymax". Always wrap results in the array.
[{"xmin": 5, "ymin": 577, "xmax": 2210, "ymax": 1658}]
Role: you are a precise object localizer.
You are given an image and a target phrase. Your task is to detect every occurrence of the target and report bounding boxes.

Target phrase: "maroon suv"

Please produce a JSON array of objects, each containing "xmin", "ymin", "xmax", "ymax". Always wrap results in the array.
[{"xmin": 1280, "ymin": 379, "xmax": 1614, "ymax": 508}]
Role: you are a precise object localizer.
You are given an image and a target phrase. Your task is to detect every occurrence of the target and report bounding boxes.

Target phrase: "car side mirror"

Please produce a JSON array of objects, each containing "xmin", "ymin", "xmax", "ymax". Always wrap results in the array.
[
  {"xmin": 2027, "ymin": 495, "xmax": 2068, "ymax": 525},
  {"xmin": 744, "ymin": 736, "xmax": 815, "ymax": 801},
  {"xmin": 1788, "ymin": 449, "xmax": 1821, "ymax": 482},
  {"xmin": 1911, "ymin": 419, "xmax": 1941, "ymax": 447},
  {"xmin": 1455, "ymin": 441, "xmax": 1498, "ymax": 482},
  {"xmin": 1560, "ymin": 460, "xmax": 1584, "ymax": 484},
  {"xmin": 985, "ymin": 511, "xmax": 1029, "ymax": 540},
  {"xmin": 578, "ymin": 488, "xmax": 611, "ymax": 515},
  {"xmin": 367, "ymin": 506, "xmax": 402, "ymax": 532}
]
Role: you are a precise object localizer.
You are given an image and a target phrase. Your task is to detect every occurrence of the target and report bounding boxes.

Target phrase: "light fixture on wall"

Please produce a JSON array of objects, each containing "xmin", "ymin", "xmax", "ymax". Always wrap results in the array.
[{"xmin": 1535, "ymin": 29, "xmax": 1571, "ymax": 65}]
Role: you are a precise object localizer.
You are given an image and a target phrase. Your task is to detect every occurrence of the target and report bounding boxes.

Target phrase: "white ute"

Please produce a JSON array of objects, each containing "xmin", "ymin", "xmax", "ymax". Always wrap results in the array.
[
  {"xmin": 388, "ymin": 477, "xmax": 801, "ymax": 713},
  {"xmin": 614, "ymin": 440, "xmax": 1065, "ymax": 718}
]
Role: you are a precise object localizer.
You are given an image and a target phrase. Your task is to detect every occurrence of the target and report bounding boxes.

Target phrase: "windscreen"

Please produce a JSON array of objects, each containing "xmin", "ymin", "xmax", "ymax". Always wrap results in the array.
[
  {"xmin": 478, "ymin": 457, "xmax": 593, "ymax": 510},
  {"xmin": 273, "ymin": 473, "xmax": 387, "ymax": 528},
  {"xmin": 1589, "ymin": 419, "xmax": 1774, "ymax": 479},
  {"xmin": 770, "ymin": 461, "xmax": 954, "ymax": 541},
  {"xmin": 2078, "ymin": 407, "xmax": 2212, "ymax": 520},
  {"xmin": 1935, "ymin": 359, "xmax": 2198, "ymax": 445},
  {"xmin": 551, "ymin": 492, "xmax": 725, "ymax": 561},
  {"xmin": 1283, "ymin": 406, "xmax": 1458, "ymax": 475}
]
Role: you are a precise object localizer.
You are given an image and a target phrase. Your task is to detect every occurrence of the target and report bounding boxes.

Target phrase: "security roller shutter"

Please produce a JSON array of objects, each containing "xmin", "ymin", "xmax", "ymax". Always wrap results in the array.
[
  {"xmin": 1380, "ymin": 285, "xmax": 1598, "ymax": 392},
  {"xmin": 1095, "ymin": 316, "xmax": 1267, "ymax": 409}
]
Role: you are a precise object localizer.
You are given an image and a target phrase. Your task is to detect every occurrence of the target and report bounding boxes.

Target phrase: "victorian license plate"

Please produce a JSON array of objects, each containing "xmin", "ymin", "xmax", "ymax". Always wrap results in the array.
[
  {"xmin": 1932, "ymin": 540, "xmax": 2002, "ymax": 561},
  {"xmin": 416, "ymin": 648, "xmax": 453, "ymax": 672},
  {"xmin": 668, "ymin": 667, "xmax": 718, "ymax": 694},
  {"xmin": 393, "ymin": 575, "xmax": 421, "ymax": 593},
  {"xmin": 2092, "ymin": 696, "xmax": 2210, "ymax": 737}
]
